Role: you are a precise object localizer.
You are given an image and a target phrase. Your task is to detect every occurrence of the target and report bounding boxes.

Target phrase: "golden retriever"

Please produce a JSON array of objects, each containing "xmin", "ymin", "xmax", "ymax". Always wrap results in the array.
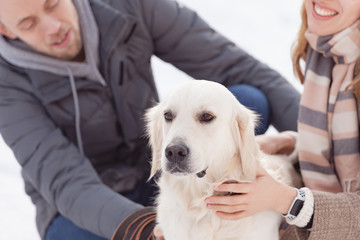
[{"xmin": 146, "ymin": 80, "xmax": 300, "ymax": 240}]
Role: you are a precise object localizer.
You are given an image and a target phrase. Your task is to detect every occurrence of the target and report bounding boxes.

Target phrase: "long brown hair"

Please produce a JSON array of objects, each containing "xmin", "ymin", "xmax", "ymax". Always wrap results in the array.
[{"xmin": 291, "ymin": 2, "xmax": 360, "ymax": 98}]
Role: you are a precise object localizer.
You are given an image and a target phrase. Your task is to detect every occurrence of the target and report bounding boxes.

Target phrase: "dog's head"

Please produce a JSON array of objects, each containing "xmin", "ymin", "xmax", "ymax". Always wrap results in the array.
[{"xmin": 146, "ymin": 80, "xmax": 260, "ymax": 181}]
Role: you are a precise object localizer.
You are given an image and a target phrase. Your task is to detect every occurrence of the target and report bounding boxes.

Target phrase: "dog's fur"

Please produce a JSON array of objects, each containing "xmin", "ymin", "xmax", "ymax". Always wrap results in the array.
[{"xmin": 146, "ymin": 80, "xmax": 300, "ymax": 240}]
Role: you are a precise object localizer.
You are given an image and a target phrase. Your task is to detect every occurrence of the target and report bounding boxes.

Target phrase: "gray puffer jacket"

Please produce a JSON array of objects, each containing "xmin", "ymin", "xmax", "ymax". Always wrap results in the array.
[{"xmin": 0, "ymin": 0, "xmax": 300, "ymax": 239}]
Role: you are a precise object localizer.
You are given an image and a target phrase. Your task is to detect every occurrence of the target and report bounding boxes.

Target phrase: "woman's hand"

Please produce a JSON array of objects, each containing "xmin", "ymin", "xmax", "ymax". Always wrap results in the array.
[
  {"xmin": 255, "ymin": 131, "xmax": 297, "ymax": 155},
  {"xmin": 205, "ymin": 168, "xmax": 297, "ymax": 220}
]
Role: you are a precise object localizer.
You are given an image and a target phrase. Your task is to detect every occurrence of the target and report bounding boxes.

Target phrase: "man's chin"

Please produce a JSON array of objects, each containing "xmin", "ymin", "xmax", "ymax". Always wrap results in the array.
[{"xmin": 46, "ymin": 47, "xmax": 84, "ymax": 62}]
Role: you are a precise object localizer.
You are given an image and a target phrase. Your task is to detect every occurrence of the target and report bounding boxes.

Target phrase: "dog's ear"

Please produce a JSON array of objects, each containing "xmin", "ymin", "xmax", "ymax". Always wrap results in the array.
[
  {"xmin": 145, "ymin": 104, "xmax": 163, "ymax": 179},
  {"xmin": 233, "ymin": 103, "xmax": 260, "ymax": 180}
]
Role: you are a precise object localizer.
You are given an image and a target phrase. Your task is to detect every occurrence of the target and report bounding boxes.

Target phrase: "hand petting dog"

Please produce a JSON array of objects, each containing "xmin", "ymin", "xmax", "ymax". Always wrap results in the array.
[{"xmin": 205, "ymin": 168, "xmax": 297, "ymax": 220}]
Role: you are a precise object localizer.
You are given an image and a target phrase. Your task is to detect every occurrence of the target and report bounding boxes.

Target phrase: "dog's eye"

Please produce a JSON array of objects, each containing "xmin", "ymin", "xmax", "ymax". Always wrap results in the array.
[
  {"xmin": 200, "ymin": 113, "xmax": 214, "ymax": 122},
  {"xmin": 164, "ymin": 111, "xmax": 173, "ymax": 122}
]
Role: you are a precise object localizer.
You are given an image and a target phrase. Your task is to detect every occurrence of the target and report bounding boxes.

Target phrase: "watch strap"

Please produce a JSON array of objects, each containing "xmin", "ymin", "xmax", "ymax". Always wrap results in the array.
[
  {"xmin": 286, "ymin": 187, "xmax": 314, "ymax": 228},
  {"xmin": 283, "ymin": 188, "xmax": 305, "ymax": 220}
]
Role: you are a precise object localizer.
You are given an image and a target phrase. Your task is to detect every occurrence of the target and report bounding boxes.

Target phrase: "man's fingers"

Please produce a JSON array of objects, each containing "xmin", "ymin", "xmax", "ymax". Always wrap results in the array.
[{"xmin": 153, "ymin": 225, "xmax": 163, "ymax": 239}]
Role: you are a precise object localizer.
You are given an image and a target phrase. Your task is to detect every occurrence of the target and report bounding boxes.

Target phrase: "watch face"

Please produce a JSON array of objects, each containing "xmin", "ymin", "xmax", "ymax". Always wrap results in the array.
[{"xmin": 290, "ymin": 199, "xmax": 304, "ymax": 216}]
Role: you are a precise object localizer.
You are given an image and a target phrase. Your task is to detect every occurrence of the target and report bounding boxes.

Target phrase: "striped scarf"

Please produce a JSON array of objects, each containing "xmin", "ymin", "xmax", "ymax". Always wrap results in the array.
[{"xmin": 298, "ymin": 20, "xmax": 360, "ymax": 193}]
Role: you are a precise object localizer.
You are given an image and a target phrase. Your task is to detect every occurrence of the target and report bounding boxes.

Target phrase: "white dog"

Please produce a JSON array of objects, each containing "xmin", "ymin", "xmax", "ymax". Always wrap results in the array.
[{"xmin": 146, "ymin": 80, "xmax": 300, "ymax": 240}]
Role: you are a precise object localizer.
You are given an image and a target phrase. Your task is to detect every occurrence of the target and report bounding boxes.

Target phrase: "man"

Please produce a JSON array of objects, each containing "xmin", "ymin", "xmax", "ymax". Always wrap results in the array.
[{"xmin": 0, "ymin": 0, "xmax": 300, "ymax": 239}]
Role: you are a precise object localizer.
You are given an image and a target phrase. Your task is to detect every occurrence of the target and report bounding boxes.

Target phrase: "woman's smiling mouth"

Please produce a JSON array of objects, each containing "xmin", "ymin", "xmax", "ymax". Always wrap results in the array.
[{"xmin": 313, "ymin": 2, "xmax": 338, "ymax": 18}]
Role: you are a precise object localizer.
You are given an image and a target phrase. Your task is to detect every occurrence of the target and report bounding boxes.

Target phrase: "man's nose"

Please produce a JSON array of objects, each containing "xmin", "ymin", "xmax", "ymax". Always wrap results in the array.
[{"xmin": 42, "ymin": 15, "xmax": 61, "ymax": 35}]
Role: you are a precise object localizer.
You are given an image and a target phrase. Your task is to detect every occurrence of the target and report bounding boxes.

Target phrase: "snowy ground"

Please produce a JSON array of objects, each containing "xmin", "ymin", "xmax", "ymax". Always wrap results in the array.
[{"xmin": 0, "ymin": 0, "xmax": 302, "ymax": 239}]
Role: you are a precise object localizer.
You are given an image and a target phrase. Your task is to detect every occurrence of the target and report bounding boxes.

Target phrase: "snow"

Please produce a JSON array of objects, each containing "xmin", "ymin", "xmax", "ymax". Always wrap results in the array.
[{"xmin": 0, "ymin": 0, "xmax": 302, "ymax": 239}]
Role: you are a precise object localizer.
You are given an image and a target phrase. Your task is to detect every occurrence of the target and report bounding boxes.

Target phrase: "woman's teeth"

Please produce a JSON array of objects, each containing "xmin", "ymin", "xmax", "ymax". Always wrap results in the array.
[{"xmin": 314, "ymin": 4, "xmax": 337, "ymax": 17}]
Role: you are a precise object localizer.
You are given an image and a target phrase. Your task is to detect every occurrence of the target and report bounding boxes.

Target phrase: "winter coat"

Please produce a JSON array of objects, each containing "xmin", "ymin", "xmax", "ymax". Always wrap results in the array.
[{"xmin": 0, "ymin": 0, "xmax": 300, "ymax": 238}]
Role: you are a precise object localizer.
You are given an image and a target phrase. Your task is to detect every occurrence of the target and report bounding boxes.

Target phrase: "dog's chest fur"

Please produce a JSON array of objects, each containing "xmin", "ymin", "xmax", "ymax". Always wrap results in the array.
[{"xmin": 156, "ymin": 173, "xmax": 282, "ymax": 240}]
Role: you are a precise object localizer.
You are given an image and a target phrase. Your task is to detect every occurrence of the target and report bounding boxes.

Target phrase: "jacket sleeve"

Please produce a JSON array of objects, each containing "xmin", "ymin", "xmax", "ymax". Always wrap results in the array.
[
  {"xmin": 282, "ymin": 190, "xmax": 360, "ymax": 240},
  {"xmin": 0, "ymin": 66, "xmax": 142, "ymax": 239},
  {"xmin": 139, "ymin": 0, "xmax": 300, "ymax": 131}
]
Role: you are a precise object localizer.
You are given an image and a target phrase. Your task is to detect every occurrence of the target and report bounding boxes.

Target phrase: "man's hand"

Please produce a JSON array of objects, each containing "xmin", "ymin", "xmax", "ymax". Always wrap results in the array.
[
  {"xmin": 111, "ymin": 207, "xmax": 157, "ymax": 240},
  {"xmin": 154, "ymin": 225, "xmax": 164, "ymax": 240},
  {"xmin": 255, "ymin": 131, "xmax": 297, "ymax": 155}
]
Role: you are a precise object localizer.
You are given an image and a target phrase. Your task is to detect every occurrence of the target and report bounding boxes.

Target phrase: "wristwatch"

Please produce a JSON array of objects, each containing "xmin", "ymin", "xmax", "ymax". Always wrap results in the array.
[{"xmin": 283, "ymin": 188, "xmax": 306, "ymax": 220}]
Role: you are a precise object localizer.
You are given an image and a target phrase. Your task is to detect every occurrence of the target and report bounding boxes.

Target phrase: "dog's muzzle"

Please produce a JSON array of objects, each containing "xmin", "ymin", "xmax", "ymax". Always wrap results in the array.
[
  {"xmin": 196, "ymin": 168, "xmax": 207, "ymax": 178},
  {"xmin": 165, "ymin": 143, "xmax": 189, "ymax": 163}
]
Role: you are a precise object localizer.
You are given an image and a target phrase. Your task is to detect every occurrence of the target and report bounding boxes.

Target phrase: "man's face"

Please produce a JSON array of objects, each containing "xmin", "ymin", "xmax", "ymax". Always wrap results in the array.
[{"xmin": 0, "ymin": 0, "xmax": 83, "ymax": 61}]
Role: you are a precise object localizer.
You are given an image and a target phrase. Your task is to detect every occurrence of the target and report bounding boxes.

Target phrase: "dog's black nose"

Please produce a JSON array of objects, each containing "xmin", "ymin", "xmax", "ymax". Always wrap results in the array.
[{"xmin": 165, "ymin": 144, "xmax": 189, "ymax": 162}]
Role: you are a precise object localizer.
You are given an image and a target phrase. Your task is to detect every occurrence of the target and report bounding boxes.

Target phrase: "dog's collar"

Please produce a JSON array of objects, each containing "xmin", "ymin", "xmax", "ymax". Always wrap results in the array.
[{"xmin": 196, "ymin": 168, "xmax": 208, "ymax": 178}]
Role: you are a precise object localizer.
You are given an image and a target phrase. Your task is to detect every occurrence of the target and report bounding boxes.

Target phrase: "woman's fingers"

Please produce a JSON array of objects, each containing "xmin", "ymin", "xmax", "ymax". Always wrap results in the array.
[
  {"xmin": 206, "ymin": 194, "xmax": 247, "ymax": 205},
  {"xmin": 207, "ymin": 203, "xmax": 247, "ymax": 213},
  {"xmin": 214, "ymin": 182, "xmax": 252, "ymax": 194},
  {"xmin": 215, "ymin": 210, "xmax": 252, "ymax": 220}
]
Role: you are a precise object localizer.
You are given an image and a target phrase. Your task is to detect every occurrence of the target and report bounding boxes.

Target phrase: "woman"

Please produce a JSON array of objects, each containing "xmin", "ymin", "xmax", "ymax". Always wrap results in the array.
[{"xmin": 205, "ymin": 0, "xmax": 360, "ymax": 239}]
